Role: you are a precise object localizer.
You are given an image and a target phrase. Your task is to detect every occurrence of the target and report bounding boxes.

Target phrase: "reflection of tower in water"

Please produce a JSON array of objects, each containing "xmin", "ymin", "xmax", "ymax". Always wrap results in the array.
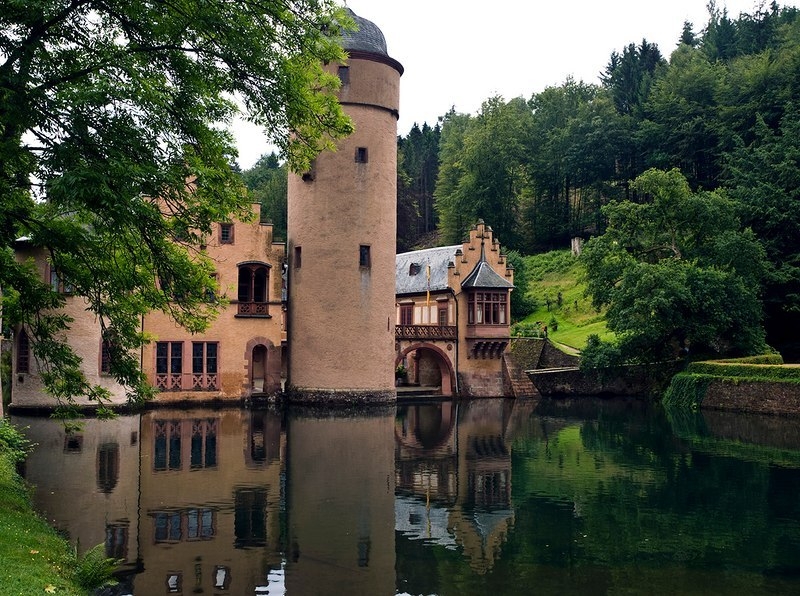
[
  {"xmin": 286, "ymin": 406, "xmax": 396, "ymax": 594},
  {"xmin": 394, "ymin": 399, "xmax": 535, "ymax": 574}
]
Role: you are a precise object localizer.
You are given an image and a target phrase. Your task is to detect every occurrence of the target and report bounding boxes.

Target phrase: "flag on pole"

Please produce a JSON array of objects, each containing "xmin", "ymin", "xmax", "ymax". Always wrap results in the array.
[{"xmin": 426, "ymin": 264, "xmax": 431, "ymax": 311}]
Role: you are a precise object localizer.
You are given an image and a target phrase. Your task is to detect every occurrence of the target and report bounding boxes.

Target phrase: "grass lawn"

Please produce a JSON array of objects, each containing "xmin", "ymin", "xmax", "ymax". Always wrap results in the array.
[
  {"xmin": 515, "ymin": 250, "xmax": 614, "ymax": 352},
  {"xmin": 0, "ymin": 449, "xmax": 83, "ymax": 596}
]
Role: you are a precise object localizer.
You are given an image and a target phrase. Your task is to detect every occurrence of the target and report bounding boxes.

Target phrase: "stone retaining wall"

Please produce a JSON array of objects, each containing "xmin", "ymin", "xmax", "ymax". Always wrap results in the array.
[{"xmin": 702, "ymin": 379, "xmax": 800, "ymax": 416}]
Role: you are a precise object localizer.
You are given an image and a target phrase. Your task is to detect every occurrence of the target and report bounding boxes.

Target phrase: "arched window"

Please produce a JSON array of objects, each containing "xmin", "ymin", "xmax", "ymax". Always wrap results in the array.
[{"xmin": 237, "ymin": 263, "xmax": 270, "ymax": 317}]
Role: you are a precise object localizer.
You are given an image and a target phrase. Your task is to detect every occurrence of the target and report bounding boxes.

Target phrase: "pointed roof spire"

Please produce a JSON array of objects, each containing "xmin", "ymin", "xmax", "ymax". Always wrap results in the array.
[{"xmin": 460, "ymin": 235, "xmax": 514, "ymax": 290}]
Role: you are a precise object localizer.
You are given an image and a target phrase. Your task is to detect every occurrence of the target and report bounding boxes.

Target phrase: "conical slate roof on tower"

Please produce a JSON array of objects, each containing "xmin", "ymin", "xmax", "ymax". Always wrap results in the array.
[{"xmin": 340, "ymin": 8, "xmax": 389, "ymax": 56}]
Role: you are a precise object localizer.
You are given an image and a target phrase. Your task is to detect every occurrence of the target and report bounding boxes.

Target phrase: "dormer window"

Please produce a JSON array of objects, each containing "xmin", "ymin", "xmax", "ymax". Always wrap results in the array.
[{"xmin": 409, "ymin": 263, "xmax": 421, "ymax": 276}]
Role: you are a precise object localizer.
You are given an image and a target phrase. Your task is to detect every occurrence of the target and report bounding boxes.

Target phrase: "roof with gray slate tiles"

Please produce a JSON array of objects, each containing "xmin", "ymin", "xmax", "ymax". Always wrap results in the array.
[
  {"xmin": 396, "ymin": 246, "xmax": 459, "ymax": 295},
  {"xmin": 461, "ymin": 258, "xmax": 515, "ymax": 289},
  {"xmin": 341, "ymin": 8, "xmax": 389, "ymax": 56}
]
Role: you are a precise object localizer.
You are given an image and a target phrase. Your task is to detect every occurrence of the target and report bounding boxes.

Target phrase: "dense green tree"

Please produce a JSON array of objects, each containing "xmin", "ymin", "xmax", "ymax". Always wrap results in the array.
[
  {"xmin": 640, "ymin": 45, "xmax": 725, "ymax": 189},
  {"xmin": 504, "ymin": 250, "xmax": 536, "ymax": 321},
  {"xmin": 725, "ymin": 110, "xmax": 800, "ymax": 356},
  {"xmin": 601, "ymin": 39, "xmax": 665, "ymax": 117},
  {"xmin": 433, "ymin": 109, "xmax": 473, "ymax": 245},
  {"xmin": 0, "ymin": 0, "xmax": 353, "ymax": 408},
  {"xmin": 582, "ymin": 169, "xmax": 766, "ymax": 363},
  {"xmin": 522, "ymin": 80, "xmax": 602, "ymax": 251},
  {"xmin": 242, "ymin": 153, "xmax": 288, "ymax": 240},
  {"xmin": 397, "ymin": 122, "xmax": 440, "ymax": 251},
  {"xmin": 435, "ymin": 97, "xmax": 532, "ymax": 248},
  {"xmin": 679, "ymin": 21, "xmax": 698, "ymax": 48}
]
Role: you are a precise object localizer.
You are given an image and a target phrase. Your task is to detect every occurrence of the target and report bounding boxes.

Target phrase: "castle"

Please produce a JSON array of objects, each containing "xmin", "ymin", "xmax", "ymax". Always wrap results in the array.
[{"xmin": 8, "ymin": 9, "xmax": 521, "ymax": 409}]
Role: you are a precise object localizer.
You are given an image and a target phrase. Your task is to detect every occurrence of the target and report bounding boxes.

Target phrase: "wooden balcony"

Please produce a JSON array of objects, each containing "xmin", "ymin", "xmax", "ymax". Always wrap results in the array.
[{"xmin": 396, "ymin": 324, "xmax": 457, "ymax": 341}]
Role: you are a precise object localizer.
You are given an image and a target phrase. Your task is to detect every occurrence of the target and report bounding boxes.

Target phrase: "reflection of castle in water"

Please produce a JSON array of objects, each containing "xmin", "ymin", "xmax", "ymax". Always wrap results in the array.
[
  {"xmin": 13, "ymin": 406, "xmax": 398, "ymax": 595},
  {"xmin": 15, "ymin": 409, "xmax": 290, "ymax": 593},
  {"xmin": 13, "ymin": 399, "xmax": 537, "ymax": 591},
  {"xmin": 394, "ymin": 399, "xmax": 536, "ymax": 573}
]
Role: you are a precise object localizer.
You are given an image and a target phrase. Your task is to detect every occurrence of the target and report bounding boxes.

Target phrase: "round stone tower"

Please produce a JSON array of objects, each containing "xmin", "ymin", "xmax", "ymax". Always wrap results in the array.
[{"xmin": 286, "ymin": 9, "xmax": 403, "ymax": 403}]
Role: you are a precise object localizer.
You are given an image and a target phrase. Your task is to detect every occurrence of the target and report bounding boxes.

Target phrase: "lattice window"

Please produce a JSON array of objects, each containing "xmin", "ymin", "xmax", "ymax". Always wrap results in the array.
[
  {"xmin": 467, "ymin": 291, "xmax": 508, "ymax": 325},
  {"xmin": 155, "ymin": 342, "xmax": 183, "ymax": 391},
  {"xmin": 191, "ymin": 343, "xmax": 218, "ymax": 390}
]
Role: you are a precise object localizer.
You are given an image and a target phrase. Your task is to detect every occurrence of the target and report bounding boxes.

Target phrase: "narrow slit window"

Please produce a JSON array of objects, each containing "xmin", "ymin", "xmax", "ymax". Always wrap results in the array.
[
  {"xmin": 355, "ymin": 147, "xmax": 368, "ymax": 163},
  {"xmin": 359, "ymin": 245, "xmax": 371, "ymax": 268},
  {"xmin": 294, "ymin": 246, "xmax": 302, "ymax": 269},
  {"xmin": 302, "ymin": 160, "xmax": 316, "ymax": 182},
  {"xmin": 338, "ymin": 65, "xmax": 350, "ymax": 85},
  {"xmin": 100, "ymin": 338, "xmax": 112, "ymax": 374},
  {"xmin": 17, "ymin": 329, "xmax": 30, "ymax": 374}
]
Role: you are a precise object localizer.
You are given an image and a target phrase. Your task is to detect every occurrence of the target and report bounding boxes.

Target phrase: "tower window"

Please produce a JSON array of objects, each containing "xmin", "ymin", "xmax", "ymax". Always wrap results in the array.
[
  {"xmin": 219, "ymin": 223, "xmax": 234, "ymax": 244},
  {"xmin": 48, "ymin": 266, "xmax": 74, "ymax": 294},
  {"xmin": 302, "ymin": 160, "xmax": 316, "ymax": 182},
  {"xmin": 100, "ymin": 338, "xmax": 112, "ymax": 374},
  {"xmin": 359, "ymin": 245, "xmax": 371, "ymax": 268},
  {"xmin": 17, "ymin": 329, "xmax": 30, "ymax": 374},
  {"xmin": 355, "ymin": 147, "xmax": 368, "ymax": 163},
  {"xmin": 294, "ymin": 246, "xmax": 302, "ymax": 269},
  {"xmin": 338, "ymin": 65, "xmax": 350, "ymax": 85}
]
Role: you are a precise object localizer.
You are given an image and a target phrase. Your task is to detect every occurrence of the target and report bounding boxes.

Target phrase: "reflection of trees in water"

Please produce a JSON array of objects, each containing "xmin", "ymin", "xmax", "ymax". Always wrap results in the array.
[{"xmin": 396, "ymin": 398, "xmax": 800, "ymax": 592}]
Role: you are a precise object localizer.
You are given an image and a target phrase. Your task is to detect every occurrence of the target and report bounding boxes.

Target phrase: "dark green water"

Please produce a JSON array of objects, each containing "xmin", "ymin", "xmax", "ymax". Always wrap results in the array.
[{"xmin": 12, "ymin": 397, "xmax": 800, "ymax": 594}]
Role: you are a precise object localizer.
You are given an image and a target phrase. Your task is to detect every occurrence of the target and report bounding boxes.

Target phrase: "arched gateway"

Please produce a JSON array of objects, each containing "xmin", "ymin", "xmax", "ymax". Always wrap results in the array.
[{"xmin": 395, "ymin": 342, "xmax": 455, "ymax": 396}]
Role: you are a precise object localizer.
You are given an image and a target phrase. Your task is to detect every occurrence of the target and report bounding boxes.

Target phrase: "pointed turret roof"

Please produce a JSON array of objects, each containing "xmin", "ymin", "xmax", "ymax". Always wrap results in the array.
[{"xmin": 460, "ymin": 242, "xmax": 515, "ymax": 290}]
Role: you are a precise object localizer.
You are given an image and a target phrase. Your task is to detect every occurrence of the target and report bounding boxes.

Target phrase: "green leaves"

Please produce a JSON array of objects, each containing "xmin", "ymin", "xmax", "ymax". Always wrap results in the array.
[
  {"xmin": 582, "ymin": 169, "xmax": 767, "ymax": 363},
  {"xmin": 1, "ymin": 0, "xmax": 353, "ymax": 405}
]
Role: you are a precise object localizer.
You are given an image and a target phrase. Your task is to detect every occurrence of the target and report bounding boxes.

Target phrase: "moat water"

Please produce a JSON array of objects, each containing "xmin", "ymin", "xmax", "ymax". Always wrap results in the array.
[{"xmin": 11, "ymin": 397, "xmax": 800, "ymax": 595}]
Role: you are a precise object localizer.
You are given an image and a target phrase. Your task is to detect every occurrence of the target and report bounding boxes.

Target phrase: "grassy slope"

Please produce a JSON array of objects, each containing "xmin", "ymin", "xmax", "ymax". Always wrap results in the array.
[
  {"xmin": 515, "ymin": 250, "xmax": 613, "ymax": 352},
  {"xmin": 0, "ymin": 453, "xmax": 82, "ymax": 596}
]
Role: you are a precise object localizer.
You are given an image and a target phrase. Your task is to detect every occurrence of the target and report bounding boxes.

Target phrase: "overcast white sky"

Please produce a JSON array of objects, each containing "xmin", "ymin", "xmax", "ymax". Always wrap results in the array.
[{"xmin": 234, "ymin": 0, "xmax": 792, "ymax": 168}]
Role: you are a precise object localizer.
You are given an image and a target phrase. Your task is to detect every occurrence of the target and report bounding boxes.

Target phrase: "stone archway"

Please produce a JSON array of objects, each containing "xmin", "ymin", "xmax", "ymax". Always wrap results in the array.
[
  {"xmin": 251, "ymin": 345, "xmax": 267, "ymax": 392},
  {"xmin": 394, "ymin": 401, "xmax": 457, "ymax": 451},
  {"xmin": 244, "ymin": 337, "xmax": 280, "ymax": 396},
  {"xmin": 395, "ymin": 342, "xmax": 456, "ymax": 396}
]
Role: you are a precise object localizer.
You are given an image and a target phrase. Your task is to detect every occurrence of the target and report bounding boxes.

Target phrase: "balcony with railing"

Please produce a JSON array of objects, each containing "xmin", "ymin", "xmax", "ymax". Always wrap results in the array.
[
  {"xmin": 236, "ymin": 301, "xmax": 270, "ymax": 317},
  {"xmin": 155, "ymin": 373, "xmax": 219, "ymax": 392},
  {"xmin": 396, "ymin": 324, "xmax": 457, "ymax": 341}
]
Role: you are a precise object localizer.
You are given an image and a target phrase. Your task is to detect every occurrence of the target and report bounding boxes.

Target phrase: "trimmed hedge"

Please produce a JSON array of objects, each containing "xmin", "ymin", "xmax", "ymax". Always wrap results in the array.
[
  {"xmin": 687, "ymin": 361, "xmax": 800, "ymax": 383},
  {"xmin": 664, "ymin": 354, "xmax": 800, "ymax": 410},
  {"xmin": 715, "ymin": 354, "xmax": 784, "ymax": 365}
]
